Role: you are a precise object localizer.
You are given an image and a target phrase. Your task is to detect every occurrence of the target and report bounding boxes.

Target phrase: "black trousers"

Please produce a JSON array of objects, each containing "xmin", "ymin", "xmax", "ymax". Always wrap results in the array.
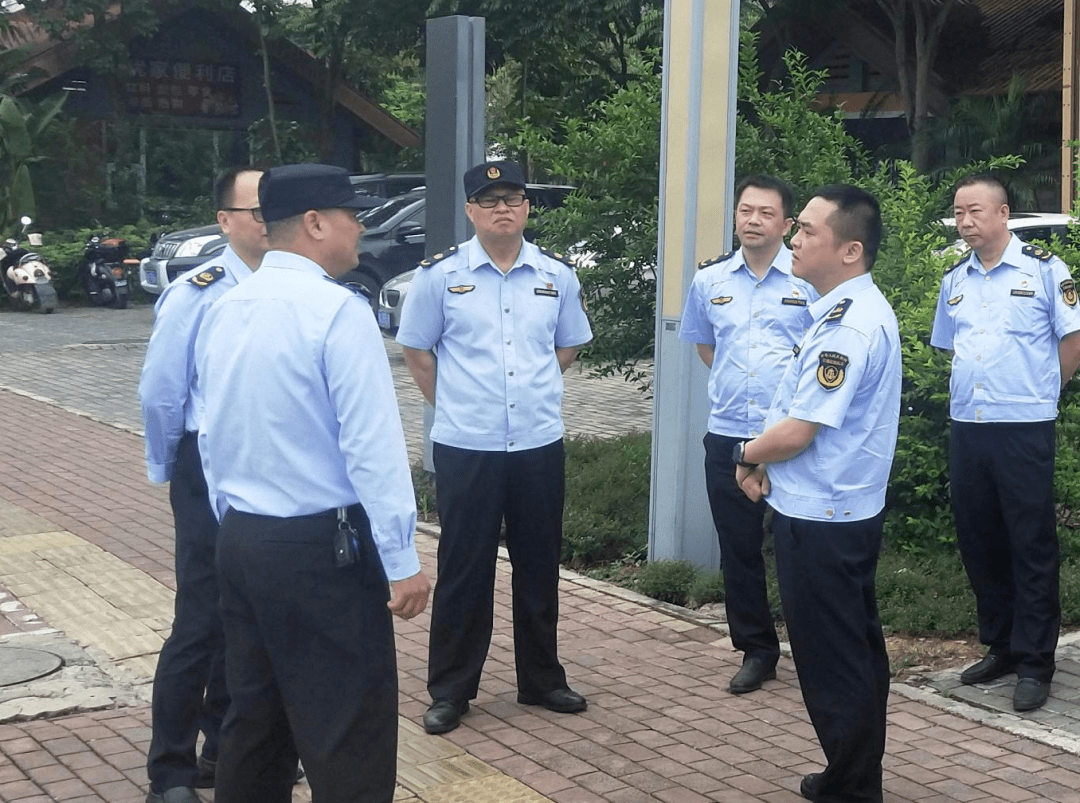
[
  {"xmin": 428, "ymin": 440, "xmax": 568, "ymax": 701},
  {"xmin": 950, "ymin": 420, "xmax": 1060, "ymax": 681},
  {"xmin": 703, "ymin": 432, "xmax": 779, "ymax": 662},
  {"xmin": 147, "ymin": 431, "xmax": 229, "ymax": 792},
  {"xmin": 215, "ymin": 505, "xmax": 397, "ymax": 803},
  {"xmin": 774, "ymin": 511, "xmax": 889, "ymax": 803}
]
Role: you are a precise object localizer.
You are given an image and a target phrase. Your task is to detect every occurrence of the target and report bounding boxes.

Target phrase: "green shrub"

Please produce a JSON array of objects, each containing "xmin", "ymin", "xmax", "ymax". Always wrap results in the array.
[
  {"xmin": 629, "ymin": 560, "xmax": 699, "ymax": 606},
  {"xmin": 562, "ymin": 432, "xmax": 650, "ymax": 567},
  {"xmin": 687, "ymin": 569, "xmax": 726, "ymax": 608},
  {"xmin": 875, "ymin": 550, "xmax": 976, "ymax": 634}
]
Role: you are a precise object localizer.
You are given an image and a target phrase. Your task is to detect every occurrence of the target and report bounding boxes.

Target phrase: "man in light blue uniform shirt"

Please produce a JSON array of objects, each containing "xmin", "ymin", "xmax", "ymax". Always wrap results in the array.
[
  {"xmin": 195, "ymin": 164, "xmax": 430, "ymax": 803},
  {"xmin": 679, "ymin": 174, "xmax": 815, "ymax": 695},
  {"xmin": 397, "ymin": 160, "xmax": 593, "ymax": 735},
  {"xmin": 931, "ymin": 174, "xmax": 1080, "ymax": 713},
  {"xmin": 139, "ymin": 166, "xmax": 264, "ymax": 803},
  {"xmin": 735, "ymin": 186, "xmax": 900, "ymax": 803}
]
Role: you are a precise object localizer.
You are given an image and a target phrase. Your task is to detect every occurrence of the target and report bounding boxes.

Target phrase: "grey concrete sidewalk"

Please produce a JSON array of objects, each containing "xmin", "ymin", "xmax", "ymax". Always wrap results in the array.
[{"xmin": 5, "ymin": 305, "xmax": 1080, "ymax": 803}]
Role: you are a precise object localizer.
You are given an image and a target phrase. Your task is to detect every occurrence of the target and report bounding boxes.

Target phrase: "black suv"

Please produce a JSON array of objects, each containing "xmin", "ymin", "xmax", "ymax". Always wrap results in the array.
[{"xmin": 338, "ymin": 184, "xmax": 575, "ymax": 299}]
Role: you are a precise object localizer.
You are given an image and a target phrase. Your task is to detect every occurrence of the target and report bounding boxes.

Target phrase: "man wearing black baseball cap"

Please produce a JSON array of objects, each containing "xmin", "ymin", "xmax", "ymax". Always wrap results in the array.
[
  {"xmin": 398, "ymin": 159, "xmax": 593, "ymax": 735},
  {"xmin": 196, "ymin": 163, "xmax": 430, "ymax": 803}
]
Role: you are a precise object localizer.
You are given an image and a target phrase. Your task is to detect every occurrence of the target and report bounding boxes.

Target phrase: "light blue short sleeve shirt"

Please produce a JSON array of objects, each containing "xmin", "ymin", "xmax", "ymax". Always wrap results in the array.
[
  {"xmin": 679, "ymin": 246, "xmax": 817, "ymax": 438},
  {"xmin": 396, "ymin": 237, "xmax": 593, "ymax": 452},
  {"xmin": 931, "ymin": 234, "xmax": 1080, "ymax": 423},
  {"xmin": 764, "ymin": 273, "xmax": 902, "ymax": 523}
]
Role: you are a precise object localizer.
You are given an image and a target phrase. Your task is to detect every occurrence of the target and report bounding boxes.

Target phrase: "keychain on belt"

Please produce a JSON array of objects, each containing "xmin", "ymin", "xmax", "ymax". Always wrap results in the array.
[{"xmin": 334, "ymin": 507, "xmax": 360, "ymax": 567}]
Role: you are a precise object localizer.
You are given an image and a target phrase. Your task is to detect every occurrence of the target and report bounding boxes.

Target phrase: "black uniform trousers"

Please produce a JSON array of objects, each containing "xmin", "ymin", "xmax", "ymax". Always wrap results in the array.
[
  {"xmin": 147, "ymin": 431, "xmax": 229, "ymax": 792},
  {"xmin": 703, "ymin": 433, "xmax": 780, "ymax": 663},
  {"xmin": 950, "ymin": 420, "xmax": 1060, "ymax": 681},
  {"xmin": 428, "ymin": 440, "xmax": 568, "ymax": 702},
  {"xmin": 774, "ymin": 511, "xmax": 889, "ymax": 803},
  {"xmin": 215, "ymin": 505, "xmax": 397, "ymax": 803}
]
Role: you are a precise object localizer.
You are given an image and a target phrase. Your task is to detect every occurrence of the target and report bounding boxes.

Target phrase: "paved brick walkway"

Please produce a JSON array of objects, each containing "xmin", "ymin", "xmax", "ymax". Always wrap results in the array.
[{"xmin": 4, "ymin": 306, "xmax": 1080, "ymax": 802}]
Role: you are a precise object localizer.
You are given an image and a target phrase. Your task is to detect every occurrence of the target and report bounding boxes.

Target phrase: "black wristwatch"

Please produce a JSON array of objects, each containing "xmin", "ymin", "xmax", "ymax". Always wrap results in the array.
[{"xmin": 732, "ymin": 441, "xmax": 759, "ymax": 469}]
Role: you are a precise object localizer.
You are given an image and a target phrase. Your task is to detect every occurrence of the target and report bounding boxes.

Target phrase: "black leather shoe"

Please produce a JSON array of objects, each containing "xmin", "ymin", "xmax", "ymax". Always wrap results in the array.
[
  {"xmin": 729, "ymin": 656, "xmax": 777, "ymax": 694},
  {"xmin": 1013, "ymin": 678, "xmax": 1050, "ymax": 712},
  {"xmin": 960, "ymin": 652, "xmax": 1016, "ymax": 685},
  {"xmin": 423, "ymin": 699, "xmax": 469, "ymax": 734},
  {"xmin": 517, "ymin": 687, "xmax": 588, "ymax": 713},
  {"xmin": 799, "ymin": 772, "xmax": 822, "ymax": 801},
  {"xmin": 146, "ymin": 788, "xmax": 201, "ymax": 803}
]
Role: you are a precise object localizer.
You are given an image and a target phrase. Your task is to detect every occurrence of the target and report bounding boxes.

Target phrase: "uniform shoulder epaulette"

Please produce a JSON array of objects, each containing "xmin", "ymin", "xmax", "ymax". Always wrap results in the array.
[
  {"xmin": 697, "ymin": 251, "xmax": 735, "ymax": 270},
  {"xmin": 824, "ymin": 297, "xmax": 852, "ymax": 323},
  {"xmin": 331, "ymin": 275, "xmax": 372, "ymax": 300},
  {"xmin": 945, "ymin": 250, "xmax": 970, "ymax": 274},
  {"xmin": 1022, "ymin": 243, "xmax": 1054, "ymax": 262},
  {"xmin": 418, "ymin": 245, "xmax": 458, "ymax": 269},
  {"xmin": 538, "ymin": 245, "xmax": 577, "ymax": 269},
  {"xmin": 188, "ymin": 265, "xmax": 225, "ymax": 288}
]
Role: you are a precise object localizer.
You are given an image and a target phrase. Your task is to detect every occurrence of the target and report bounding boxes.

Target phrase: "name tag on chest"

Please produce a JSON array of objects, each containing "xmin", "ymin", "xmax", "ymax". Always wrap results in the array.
[
  {"xmin": 535, "ymin": 287, "xmax": 559, "ymax": 298},
  {"xmin": 1011, "ymin": 289, "xmax": 1035, "ymax": 298}
]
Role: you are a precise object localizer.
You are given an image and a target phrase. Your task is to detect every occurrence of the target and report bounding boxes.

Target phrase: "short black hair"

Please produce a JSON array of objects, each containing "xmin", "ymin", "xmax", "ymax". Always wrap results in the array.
[
  {"xmin": 810, "ymin": 184, "xmax": 883, "ymax": 270},
  {"xmin": 953, "ymin": 173, "xmax": 1009, "ymax": 206},
  {"xmin": 735, "ymin": 174, "xmax": 795, "ymax": 219},
  {"xmin": 213, "ymin": 166, "xmax": 262, "ymax": 211}
]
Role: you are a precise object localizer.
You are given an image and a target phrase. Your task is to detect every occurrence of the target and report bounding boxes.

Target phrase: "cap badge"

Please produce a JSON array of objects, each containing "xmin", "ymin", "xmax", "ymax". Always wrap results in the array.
[{"xmin": 486, "ymin": 166, "xmax": 501, "ymax": 180}]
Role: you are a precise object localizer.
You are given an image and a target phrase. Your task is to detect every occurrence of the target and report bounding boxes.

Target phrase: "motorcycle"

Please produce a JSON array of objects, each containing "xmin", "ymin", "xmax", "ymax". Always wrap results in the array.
[
  {"xmin": 81, "ymin": 232, "xmax": 136, "ymax": 309},
  {"xmin": 1, "ymin": 216, "xmax": 57, "ymax": 313}
]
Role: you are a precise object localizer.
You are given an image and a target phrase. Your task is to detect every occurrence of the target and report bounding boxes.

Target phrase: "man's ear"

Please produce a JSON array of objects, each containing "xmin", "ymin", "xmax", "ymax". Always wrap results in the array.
[
  {"xmin": 302, "ymin": 209, "xmax": 324, "ymax": 240},
  {"xmin": 842, "ymin": 240, "xmax": 864, "ymax": 267}
]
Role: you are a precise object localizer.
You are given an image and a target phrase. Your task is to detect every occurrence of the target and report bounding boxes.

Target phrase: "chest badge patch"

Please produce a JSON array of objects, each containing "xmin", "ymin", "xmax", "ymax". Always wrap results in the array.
[
  {"xmin": 1011, "ymin": 288, "xmax": 1035, "ymax": 298},
  {"xmin": 816, "ymin": 351, "xmax": 849, "ymax": 390},
  {"xmin": 947, "ymin": 294, "xmax": 963, "ymax": 306},
  {"xmin": 710, "ymin": 296, "xmax": 733, "ymax": 305},
  {"xmin": 781, "ymin": 297, "xmax": 807, "ymax": 306},
  {"xmin": 1062, "ymin": 279, "xmax": 1078, "ymax": 307},
  {"xmin": 535, "ymin": 286, "xmax": 559, "ymax": 298},
  {"xmin": 448, "ymin": 285, "xmax": 475, "ymax": 294}
]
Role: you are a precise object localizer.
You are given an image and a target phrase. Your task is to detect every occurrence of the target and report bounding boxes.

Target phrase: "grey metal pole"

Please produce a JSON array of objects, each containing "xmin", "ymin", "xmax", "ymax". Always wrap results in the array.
[
  {"xmin": 422, "ymin": 15, "xmax": 486, "ymax": 472},
  {"xmin": 649, "ymin": 0, "xmax": 741, "ymax": 568}
]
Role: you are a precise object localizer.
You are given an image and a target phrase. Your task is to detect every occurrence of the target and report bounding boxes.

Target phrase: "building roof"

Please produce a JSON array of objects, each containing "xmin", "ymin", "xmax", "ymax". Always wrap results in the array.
[
  {"xmin": 0, "ymin": 3, "xmax": 420, "ymax": 148},
  {"xmin": 960, "ymin": 0, "xmax": 1063, "ymax": 95}
]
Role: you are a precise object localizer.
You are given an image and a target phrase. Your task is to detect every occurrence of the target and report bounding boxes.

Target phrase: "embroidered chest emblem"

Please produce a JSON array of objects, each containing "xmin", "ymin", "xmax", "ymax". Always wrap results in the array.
[
  {"xmin": 448, "ymin": 285, "xmax": 475, "ymax": 294},
  {"xmin": 947, "ymin": 294, "xmax": 963, "ymax": 306},
  {"xmin": 816, "ymin": 351, "xmax": 849, "ymax": 390},
  {"xmin": 710, "ymin": 296, "xmax": 733, "ymax": 305}
]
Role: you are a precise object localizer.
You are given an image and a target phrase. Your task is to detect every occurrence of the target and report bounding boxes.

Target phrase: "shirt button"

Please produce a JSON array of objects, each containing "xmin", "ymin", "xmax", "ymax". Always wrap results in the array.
[
  {"xmin": 506, "ymin": 340, "xmax": 511, "ymax": 345},
  {"xmin": 509, "ymin": 441, "xmax": 515, "ymax": 447},
  {"xmin": 749, "ymin": 399, "xmax": 756, "ymax": 406},
  {"xmin": 508, "ymin": 371, "xmax": 514, "ymax": 376},
  {"xmin": 753, "ymin": 311, "xmax": 761, "ymax": 318},
  {"xmin": 509, "ymin": 403, "xmax": 516, "ymax": 408},
  {"xmin": 979, "ymin": 328, "xmax": 985, "ymax": 334},
  {"xmin": 750, "ymin": 343, "xmax": 757, "ymax": 349},
  {"xmin": 504, "ymin": 308, "xmax": 510, "ymax": 313},
  {"xmin": 825, "ymin": 509, "xmax": 834, "ymax": 517},
  {"xmin": 982, "ymin": 302, "xmax": 988, "ymax": 308},
  {"xmin": 975, "ymin": 382, "xmax": 983, "ymax": 389},
  {"xmin": 976, "ymin": 354, "xmax": 982, "ymax": 361},
  {"xmin": 985, "ymin": 275, "xmax": 990, "ymax": 281},
  {"xmin": 749, "ymin": 371, "xmax": 756, "ymax": 377}
]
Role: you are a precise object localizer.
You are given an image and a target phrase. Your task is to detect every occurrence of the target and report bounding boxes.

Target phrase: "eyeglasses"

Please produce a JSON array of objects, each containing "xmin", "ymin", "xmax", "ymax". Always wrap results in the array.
[
  {"xmin": 470, "ymin": 193, "xmax": 528, "ymax": 209},
  {"xmin": 221, "ymin": 206, "xmax": 263, "ymax": 223}
]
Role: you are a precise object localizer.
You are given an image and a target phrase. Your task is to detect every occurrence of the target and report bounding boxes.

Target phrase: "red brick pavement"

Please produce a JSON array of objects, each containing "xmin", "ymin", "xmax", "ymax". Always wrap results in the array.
[{"xmin": 5, "ymin": 387, "xmax": 1080, "ymax": 802}]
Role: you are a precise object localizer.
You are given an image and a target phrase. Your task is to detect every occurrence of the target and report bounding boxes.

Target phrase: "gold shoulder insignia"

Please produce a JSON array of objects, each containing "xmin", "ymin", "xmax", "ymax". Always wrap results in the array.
[
  {"xmin": 945, "ymin": 250, "xmax": 970, "ymax": 274},
  {"xmin": 1022, "ymin": 243, "xmax": 1054, "ymax": 262},
  {"xmin": 419, "ymin": 246, "xmax": 458, "ymax": 269},
  {"xmin": 538, "ymin": 245, "xmax": 577, "ymax": 269},
  {"xmin": 824, "ymin": 298, "xmax": 852, "ymax": 323},
  {"xmin": 698, "ymin": 251, "xmax": 736, "ymax": 270},
  {"xmin": 188, "ymin": 265, "xmax": 225, "ymax": 288}
]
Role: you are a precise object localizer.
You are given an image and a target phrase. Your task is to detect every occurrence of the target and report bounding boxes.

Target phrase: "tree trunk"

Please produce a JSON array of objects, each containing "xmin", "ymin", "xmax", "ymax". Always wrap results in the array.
[{"xmin": 254, "ymin": 2, "xmax": 282, "ymax": 164}]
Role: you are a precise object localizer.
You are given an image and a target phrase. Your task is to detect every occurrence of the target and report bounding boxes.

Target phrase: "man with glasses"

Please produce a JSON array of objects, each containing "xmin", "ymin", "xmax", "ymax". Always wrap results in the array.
[
  {"xmin": 398, "ymin": 160, "xmax": 593, "ymax": 735},
  {"xmin": 196, "ymin": 163, "xmax": 430, "ymax": 803},
  {"xmin": 140, "ymin": 166, "xmax": 266, "ymax": 803}
]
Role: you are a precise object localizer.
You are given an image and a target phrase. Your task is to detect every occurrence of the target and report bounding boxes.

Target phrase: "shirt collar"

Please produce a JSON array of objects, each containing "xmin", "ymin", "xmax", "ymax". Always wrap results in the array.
[
  {"xmin": 808, "ymin": 271, "xmax": 873, "ymax": 318},
  {"xmin": 968, "ymin": 233, "xmax": 1029, "ymax": 274},
  {"xmin": 465, "ymin": 235, "xmax": 533, "ymax": 273},
  {"xmin": 221, "ymin": 245, "xmax": 254, "ymax": 280},
  {"xmin": 258, "ymin": 249, "xmax": 332, "ymax": 277},
  {"xmin": 730, "ymin": 244, "xmax": 793, "ymax": 279}
]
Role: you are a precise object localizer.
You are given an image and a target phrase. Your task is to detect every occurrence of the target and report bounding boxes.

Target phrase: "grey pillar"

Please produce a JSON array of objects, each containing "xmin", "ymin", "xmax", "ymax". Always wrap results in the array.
[
  {"xmin": 422, "ymin": 15, "xmax": 486, "ymax": 471},
  {"xmin": 649, "ymin": 0, "xmax": 741, "ymax": 569}
]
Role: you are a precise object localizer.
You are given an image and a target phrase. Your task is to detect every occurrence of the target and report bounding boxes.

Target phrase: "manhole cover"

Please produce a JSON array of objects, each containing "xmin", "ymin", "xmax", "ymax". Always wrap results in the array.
[{"xmin": 0, "ymin": 646, "xmax": 63, "ymax": 686}]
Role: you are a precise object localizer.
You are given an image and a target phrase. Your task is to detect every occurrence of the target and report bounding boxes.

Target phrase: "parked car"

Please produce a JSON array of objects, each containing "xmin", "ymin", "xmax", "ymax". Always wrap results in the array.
[
  {"xmin": 139, "ymin": 224, "xmax": 226, "ymax": 295},
  {"xmin": 349, "ymin": 184, "xmax": 575, "ymax": 324},
  {"xmin": 940, "ymin": 212, "xmax": 1076, "ymax": 256}
]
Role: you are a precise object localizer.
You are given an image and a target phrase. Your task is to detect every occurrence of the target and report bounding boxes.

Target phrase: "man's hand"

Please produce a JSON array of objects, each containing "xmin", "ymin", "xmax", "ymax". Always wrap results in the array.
[
  {"xmin": 735, "ymin": 464, "xmax": 770, "ymax": 502},
  {"xmin": 388, "ymin": 571, "xmax": 432, "ymax": 619}
]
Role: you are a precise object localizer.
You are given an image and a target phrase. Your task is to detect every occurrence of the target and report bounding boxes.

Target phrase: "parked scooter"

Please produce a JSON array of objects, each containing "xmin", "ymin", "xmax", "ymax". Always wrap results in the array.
[
  {"xmin": 81, "ymin": 232, "xmax": 135, "ymax": 309},
  {"xmin": 1, "ymin": 216, "xmax": 57, "ymax": 313}
]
